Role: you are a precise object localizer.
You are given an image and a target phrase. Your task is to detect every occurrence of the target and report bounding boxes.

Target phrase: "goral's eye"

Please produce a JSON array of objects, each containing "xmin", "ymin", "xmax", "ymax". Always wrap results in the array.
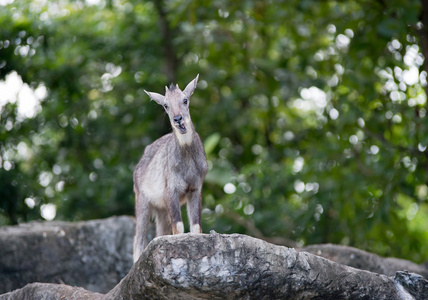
[
  {"xmin": 163, "ymin": 104, "xmax": 168, "ymax": 109},
  {"xmin": 183, "ymin": 98, "xmax": 188, "ymax": 105}
]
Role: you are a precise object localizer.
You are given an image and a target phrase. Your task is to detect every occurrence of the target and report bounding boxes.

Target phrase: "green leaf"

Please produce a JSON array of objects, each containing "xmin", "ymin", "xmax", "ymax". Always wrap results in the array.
[{"xmin": 204, "ymin": 132, "xmax": 221, "ymax": 156}]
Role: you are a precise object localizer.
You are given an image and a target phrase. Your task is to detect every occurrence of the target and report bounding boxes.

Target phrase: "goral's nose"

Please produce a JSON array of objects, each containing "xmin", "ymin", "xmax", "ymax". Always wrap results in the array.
[{"xmin": 173, "ymin": 115, "xmax": 183, "ymax": 123}]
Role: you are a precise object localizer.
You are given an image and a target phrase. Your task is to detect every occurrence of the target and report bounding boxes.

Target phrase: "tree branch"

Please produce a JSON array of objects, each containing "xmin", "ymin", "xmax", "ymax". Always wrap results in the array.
[{"xmin": 224, "ymin": 211, "xmax": 297, "ymax": 248}]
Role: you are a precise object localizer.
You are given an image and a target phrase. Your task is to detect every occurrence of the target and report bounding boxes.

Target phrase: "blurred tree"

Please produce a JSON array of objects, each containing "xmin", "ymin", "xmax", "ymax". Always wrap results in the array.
[{"xmin": 0, "ymin": 0, "xmax": 427, "ymax": 262}]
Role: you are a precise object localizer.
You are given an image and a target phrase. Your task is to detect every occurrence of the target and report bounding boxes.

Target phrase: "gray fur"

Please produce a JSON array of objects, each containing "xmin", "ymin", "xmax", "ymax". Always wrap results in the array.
[{"xmin": 133, "ymin": 75, "xmax": 208, "ymax": 262}]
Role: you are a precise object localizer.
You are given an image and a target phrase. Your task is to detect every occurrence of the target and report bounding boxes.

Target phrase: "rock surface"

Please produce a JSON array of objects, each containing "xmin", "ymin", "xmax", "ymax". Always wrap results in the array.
[
  {"xmin": 105, "ymin": 232, "xmax": 428, "ymax": 299},
  {"xmin": 3, "ymin": 232, "xmax": 428, "ymax": 300},
  {"xmin": 0, "ymin": 216, "xmax": 134, "ymax": 294},
  {"xmin": 1, "ymin": 217, "xmax": 427, "ymax": 299},
  {"xmin": 302, "ymin": 244, "xmax": 428, "ymax": 278}
]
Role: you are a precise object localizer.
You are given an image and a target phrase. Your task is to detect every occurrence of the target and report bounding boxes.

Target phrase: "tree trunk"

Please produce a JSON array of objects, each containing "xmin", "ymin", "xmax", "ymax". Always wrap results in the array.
[
  {"xmin": 420, "ymin": 0, "xmax": 428, "ymax": 99},
  {"xmin": 154, "ymin": 0, "xmax": 178, "ymax": 83}
]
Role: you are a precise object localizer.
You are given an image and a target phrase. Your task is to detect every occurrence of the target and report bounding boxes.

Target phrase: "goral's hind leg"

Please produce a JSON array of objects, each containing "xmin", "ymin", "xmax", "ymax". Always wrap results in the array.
[{"xmin": 133, "ymin": 192, "xmax": 151, "ymax": 263}]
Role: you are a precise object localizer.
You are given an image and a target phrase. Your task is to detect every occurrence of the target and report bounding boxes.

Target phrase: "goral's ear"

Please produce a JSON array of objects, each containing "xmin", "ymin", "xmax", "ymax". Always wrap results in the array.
[
  {"xmin": 183, "ymin": 74, "xmax": 199, "ymax": 98},
  {"xmin": 144, "ymin": 90, "xmax": 164, "ymax": 105}
]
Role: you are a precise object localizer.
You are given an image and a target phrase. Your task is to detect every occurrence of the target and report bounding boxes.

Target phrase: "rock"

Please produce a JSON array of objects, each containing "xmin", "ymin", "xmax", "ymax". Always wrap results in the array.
[
  {"xmin": 105, "ymin": 232, "xmax": 424, "ymax": 299},
  {"xmin": 394, "ymin": 271, "xmax": 428, "ymax": 300},
  {"xmin": 0, "ymin": 283, "xmax": 103, "ymax": 300},
  {"xmin": 0, "ymin": 216, "xmax": 134, "ymax": 294},
  {"xmin": 302, "ymin": 244, "xmax": 428, "ymax": 278},
  {"xmin": 1, "ymin": 218, "xmax": 428, "ymax": 299}
]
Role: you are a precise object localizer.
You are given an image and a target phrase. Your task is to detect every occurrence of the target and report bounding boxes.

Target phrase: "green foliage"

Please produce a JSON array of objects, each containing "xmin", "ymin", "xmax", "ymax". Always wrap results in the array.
[{"xmin": 1, "ymin": 0, "xmax": 427, "ymax": 263}]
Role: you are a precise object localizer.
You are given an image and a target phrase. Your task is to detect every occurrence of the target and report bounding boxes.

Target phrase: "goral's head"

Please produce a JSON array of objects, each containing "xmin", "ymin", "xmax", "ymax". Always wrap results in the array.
[{"xmin": 144, "ymin": 74, "xmax": 199, "ymax": 136}]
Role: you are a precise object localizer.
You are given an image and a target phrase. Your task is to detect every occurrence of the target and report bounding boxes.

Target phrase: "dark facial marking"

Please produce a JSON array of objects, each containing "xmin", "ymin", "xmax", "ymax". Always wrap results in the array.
[{"xmin": 169, "ymin": 83, "xmax": 177, "ymax": 91}]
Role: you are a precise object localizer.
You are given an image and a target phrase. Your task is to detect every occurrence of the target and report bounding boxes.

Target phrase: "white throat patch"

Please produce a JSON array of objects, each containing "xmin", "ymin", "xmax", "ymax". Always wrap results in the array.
[{"xmin": 175, "ymin": 129, "xmax": 193, "ymax": 146}]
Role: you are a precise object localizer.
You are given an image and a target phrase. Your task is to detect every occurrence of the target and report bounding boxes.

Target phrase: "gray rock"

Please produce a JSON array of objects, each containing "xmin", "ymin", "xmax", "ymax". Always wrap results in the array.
[
  {"xmin": 105, "ymin": 232, "xmax": 424, "ymax": 299},
  {"xmin": 394, "ymin": 271, "xmax": 428, "ymax": 300},
  {"xmin": 1, "ymin": 218, "xmax": 427, "ymax": 299},
  {"xmin": 0, "ymin": 216, "xmax": 134, "ymax": 294},
  {"xmin": 302, "ymin": 244, "xmax": 428, "ymax": 278}
]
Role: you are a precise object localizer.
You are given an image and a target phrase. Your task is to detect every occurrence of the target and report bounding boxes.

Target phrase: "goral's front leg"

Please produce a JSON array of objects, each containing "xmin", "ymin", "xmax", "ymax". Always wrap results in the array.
[
  {"xmin": 187, "ymin": 188, "xmax": 202, "ymax": 233},
  {"xmin": 165, "ymin": 188, "xmax": 184, "ymax": 235}
]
